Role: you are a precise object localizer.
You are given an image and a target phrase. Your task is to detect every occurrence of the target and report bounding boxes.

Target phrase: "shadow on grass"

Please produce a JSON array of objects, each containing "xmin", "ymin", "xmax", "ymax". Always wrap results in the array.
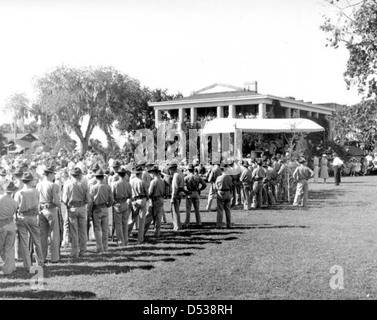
[
  {"xmin": 48, "ymin": 264, "xmax": 154, "ymax": 277},
  {"xmin": 309, "ymin": 189, "xmax": 346, "ymax": 200},
  {"xmin": 0, "ymin": 290, "xmax": 96, "ymax": 299}
]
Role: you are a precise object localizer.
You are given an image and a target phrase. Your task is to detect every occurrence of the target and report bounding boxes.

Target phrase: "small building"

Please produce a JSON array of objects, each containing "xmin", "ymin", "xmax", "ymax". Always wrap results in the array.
[
  {"xmin": 4, "ymin": 133, "xmax": 39, "ymax": 154},
  {"xmin": 149, "ymin": 82, "xmax": 336, "ymax": 128}
]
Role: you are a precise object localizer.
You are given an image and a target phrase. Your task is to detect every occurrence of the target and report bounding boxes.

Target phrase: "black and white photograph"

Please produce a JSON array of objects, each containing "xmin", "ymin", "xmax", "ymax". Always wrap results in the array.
[{"xmin": 0, "ymin": 0, "xmax": 375, "ymax": 304}]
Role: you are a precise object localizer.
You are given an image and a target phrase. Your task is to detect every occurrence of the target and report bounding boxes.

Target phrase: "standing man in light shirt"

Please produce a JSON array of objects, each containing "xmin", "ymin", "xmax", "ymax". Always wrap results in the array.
[
  {"xmin": 0, "ymin": 181, "xmax": 18, "ymax": 275},
  {"xmin": 62, "ymin": 167, "xmax": 91, "ymax": 259},
  {"xmin": 292, "ymin": 157, "xmax": 314, "ymax": 207},
  {"xmin": 128, "ymin": 165, "xmax": 148, "ymax": 244},
  {"xmin": 168, "ymin": 162, "xmax": 185, "ymax": 231},
  {"xmin": 14, "ymin": 172, "xmax": 44, "ymax": 272},
  {"xmin": 332, "ymin": 153, "xmax": 344, "ymax": 186},
  {"xmin": 111, "ymin": 167, "xmax": 132, "ymax": 246},
  {"xmin": 89, "ymin": 169, "xmax": 114, "ymax": 253},
  {"xmin": 37, "ymin": 165, "xmax": 61, "ymax": 263}
]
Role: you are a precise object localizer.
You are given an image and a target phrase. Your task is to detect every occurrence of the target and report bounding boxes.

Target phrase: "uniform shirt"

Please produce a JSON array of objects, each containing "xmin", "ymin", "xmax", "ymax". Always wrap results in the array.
[
  {"xmin": 90, "ymin": 180, "xmax": 114, "ymax": 206},
  {"xmin": 148, "ymin": 176, "xmax": 165, "ymax": 198},
  {"xmin": 112, "ymin": 178, "xmax": 132, "ymax": 201},
  {"xmin": 266, "ymin": 166, "xmax": 278, "ymax": 180},
  {"xmin": 184, "ymin": 173, "xmax": 207, "ymax": 192},
  {"xmin": 130, "ymin": 177, "xmax": 147, "ymax": 198},
  {"xmin": 293, "ymin": 165, "xmax": 314, "ymax": 181},
  {"xmin": 251, "ymin": 166, "xmax": 266, "ymax": 180},
  {"xmin": 62, "ymin": 177, "xmax": 91, "ymax": 207},
  {"xmin": 0, "ymin": 194, "xmax": 17, "ymax": 220},
  {"xmin": 215, "ymin": 174, "xmax": 233, "ymax": 191},
  {"xmin": 171, "ymin": 169, "xmax": 185, "ymax": 198},
  {"xmin": 240, "ymin": 167, "xmax": 253, "ymax": 184},
  {"xmin": 36, "ymin": 180, "xmax": 60, "ymax": 206},
  {"xmin": 142, "ymin": 170, "xmax": 152, "ymax": 190},
  {"xmin": 208, "ymin": 165, "xmax": 222, "ymax": 183},
  {"xmin": 14, "ymin": 187, "xmax": 40, "ymax": 213}
]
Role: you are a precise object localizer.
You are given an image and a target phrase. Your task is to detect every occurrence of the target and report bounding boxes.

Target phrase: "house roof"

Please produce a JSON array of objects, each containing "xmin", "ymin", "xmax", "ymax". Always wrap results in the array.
[{"xmin": 4, "ymin": 133, "xmax": 38, "ymax": 142}]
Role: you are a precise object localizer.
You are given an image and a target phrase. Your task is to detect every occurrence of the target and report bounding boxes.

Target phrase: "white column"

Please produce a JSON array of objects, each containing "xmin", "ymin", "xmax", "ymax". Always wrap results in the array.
[
  {"xmin": 190, "ymin": 107, "xmax": 197, "ymax": 124},
  {"xmin": 155, "ymin": 109, "xmax": 161, "ymax": 126},
  {"xmin": 314, "ymin": 112, "xmax": 319, "ymax": 118},
  {"xmin": 178, "ymin": 108, "xmax": 184, "ymax": 123},
  {"xmin": 217, "ymin": 106, "xmax": 223, "ymax": 118},
  {"xmin": 258, "ymin": 103, "xmax": 266, "ymax": 119},
  {"xmin": 285, "ymin": 107, "xmax": 291, "ymax": 119},
  {"xmin": 308, "ymin": 111, "xmax": 313, "ymax": 117},
  {"xmin": 228, "ymin": 105, "xmax": 235, "ymax": 118}
]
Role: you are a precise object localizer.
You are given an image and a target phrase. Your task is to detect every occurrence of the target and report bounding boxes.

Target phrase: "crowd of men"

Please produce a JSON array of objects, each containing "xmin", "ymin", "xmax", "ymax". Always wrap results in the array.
[{"xmin": 0, "ymin": 148, "xmax": 313, "ymax": 276}]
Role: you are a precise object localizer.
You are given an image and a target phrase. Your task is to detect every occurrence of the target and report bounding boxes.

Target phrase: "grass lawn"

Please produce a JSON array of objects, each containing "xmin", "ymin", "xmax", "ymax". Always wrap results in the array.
[{"xmin": 1, "ymin": 175, "xmax": 377, "ymax": 300}]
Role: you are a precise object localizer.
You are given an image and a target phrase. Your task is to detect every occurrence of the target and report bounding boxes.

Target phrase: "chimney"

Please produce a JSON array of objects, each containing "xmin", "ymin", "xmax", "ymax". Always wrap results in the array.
[{"xmin": 244, "ymin": 81, "xmax": 258, "ymax": 93}]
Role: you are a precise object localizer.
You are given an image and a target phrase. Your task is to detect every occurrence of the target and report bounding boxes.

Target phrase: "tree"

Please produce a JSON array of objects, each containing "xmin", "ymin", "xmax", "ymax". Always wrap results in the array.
[
  {"xmin": 320, "ymin": 0, "xmax": 377, "ymax": 98},
  {"xmin": 2, "ymin": 92, "xmax": 30, "ymax": 135},
  {"xmin": 34, "ymin": 65, "xmax": 142, "ymax": 154},
  {"xmin": 328, "ymin": 99, "xmax": 377, "ymax": 150}
]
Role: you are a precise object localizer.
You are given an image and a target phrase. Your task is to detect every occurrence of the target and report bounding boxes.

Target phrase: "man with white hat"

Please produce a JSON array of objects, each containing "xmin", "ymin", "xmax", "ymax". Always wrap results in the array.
[
  {"xmin": 36, "ymin": 165, "xmax": 61, "ymax": 263},
  {"xmin": 0, "ymin": 181, "xmax": 18, "ymax": 275}
]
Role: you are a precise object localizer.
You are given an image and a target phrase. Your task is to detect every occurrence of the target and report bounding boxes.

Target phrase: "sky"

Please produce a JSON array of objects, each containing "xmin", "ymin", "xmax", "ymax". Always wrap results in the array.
[{"xmin": 0, "ymin": 0, "xmax": 361, "ymax": 144}]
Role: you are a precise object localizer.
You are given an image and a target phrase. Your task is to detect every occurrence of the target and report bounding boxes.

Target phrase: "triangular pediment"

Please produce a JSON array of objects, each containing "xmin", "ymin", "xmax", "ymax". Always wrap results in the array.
[{"xmin": 193, "ymin": 83, "xmax": 244, "ymax": 95}]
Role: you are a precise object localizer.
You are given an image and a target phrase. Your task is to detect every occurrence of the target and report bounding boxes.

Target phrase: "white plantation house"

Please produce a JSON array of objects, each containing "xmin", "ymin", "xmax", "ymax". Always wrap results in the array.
[{"xmin": 149, "ymin": 82, "xmax": 337, "ymax": 131}]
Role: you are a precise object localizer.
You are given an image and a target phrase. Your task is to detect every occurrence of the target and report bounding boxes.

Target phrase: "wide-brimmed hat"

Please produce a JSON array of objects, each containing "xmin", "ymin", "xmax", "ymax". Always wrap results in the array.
[
  {"xmin": 298, "ymin": 157, "xmax": 307, "ymax": 164},
  {"xmin": 0, "ymin": 168, "xmax": 6, "ymax": 176},
  {"xmin": 14, "ymin": 168, "xmax": 24, "ymax": 177},
  {"xmin": 147, "ymin": 165, "xmax": 161, "ymax": 173},
  {"xmin": 115, "ymin": 167, "xmax": 127, "ymax": 174},
  {"xmin": 91, "ymin": 163, "xmax": 100, "ymax": 171},
  {"xmin": 322, "ymin": 154, "xmax": 327, "ymax": 157},
  {"xmin": 4, "ymin": 180, "xmax": 18, "ymax": 193},
  {"xmin": 70, "ymin": 167, "xmax": 82, "ymax": 176},
  {"xmin": 187, "ymin": 164, "xmax": 195, "ymax": 171},
  {"xmin": 137, "ymin": 160, "xmax": 147, "ymax": 166},
  {"xmin": 167, "ymin": 163, "xmax": 178, "ymax": 170},
  {"xmin": 94, "ymin": 169, "xmax": 105, "ymax": 177},
  {"xmin": 112, "ymin": 160, "xmax": 122, "ymax": 168},
  {"xmin": 21, "ymin": 172, "xmax": 34, "ymax": 182},
  {"xmin": 133, "ymin": 165, "xmax": 143, "ymax": 174},
  {"xmin": 42, "ymin": 165, "xmax": 55, "ymax": 174}
]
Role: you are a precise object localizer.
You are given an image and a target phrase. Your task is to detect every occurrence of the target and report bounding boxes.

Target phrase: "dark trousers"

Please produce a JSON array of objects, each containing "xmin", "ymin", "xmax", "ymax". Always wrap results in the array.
[{"xmin": 334, "ymin": 166, "xmax": 341, "ymax": 185}]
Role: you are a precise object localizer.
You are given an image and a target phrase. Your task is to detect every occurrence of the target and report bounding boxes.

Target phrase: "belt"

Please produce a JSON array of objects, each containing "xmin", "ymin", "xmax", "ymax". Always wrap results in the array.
[
  {"xmin": 218, "ymin": 189, "xmax": 230, "ymax": 191},
  {"xmin": 69, "ymin": 201, "xmax": 85, "ymax": 208},
  {"xmin": 19, "ymin": 208, "xmax": 39, "ymax": 216},
  {"xmin": 115, "ymin": 198, "xmax": 129, "ymax": 203},
  {"xmin": 133, "ymin": 196, "xmax": 146, "ymax": 201},
  {"xmin": 0, "ymin": 217, "xmax": 13, "ymax": 228},
  {"xmin": 151, "ymin": 196, "xmax": 163, "ymax": 201},
  {"xmin": 93, "ymin": 203, "xmax": 107, "ymax": 209},
  {"xmin": 40, "ymin": 203, "xmax": 56, "ymax": 209}
]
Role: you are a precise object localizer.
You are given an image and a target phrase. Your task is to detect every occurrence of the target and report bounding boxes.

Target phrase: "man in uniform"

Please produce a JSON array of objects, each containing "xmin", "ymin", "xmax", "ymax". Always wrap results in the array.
[
  {"xmin": 62, "ymin": 167, "xmax": 91, "ymax": 259},
  {"xmin": 292, "ymin": 157, "xmax": 314, "ymax": 207},
  {"xmin": 14, "ymin": 172, "xmax": 44, "ymax": 272},
  {"xmin": 0, "ymin": 181, "xmax": 18, "ymax": 275},
  {"xmin": 111, "ymin": 167, "xmax": 132, "ymax": 246},
  {"xmin": 206, "ymin": 162, "xmax": 222, "ymax": 212},
  {"xmin": 168, "ymin": 162, "xmax": 185, "ymax": 231},
  {"xmin": 37, "ymin": 165, "xmax": 61, "ymax": 263},
  {"xmin": 89, "ymin": 169, "xmax": 114, "ymax": 253},
  {"xmin": 184, "ymin": 164, "xmax": 207, "ymax": 228},
  {"xmin": 128, "ymin": 165, "xmax": 148, "ymax": 244},
  {"xmin": 251, "ymin": 159, "xmax": 266, "ymax": 209},
  {"xmin": 240, "ymin": 160, "xmax": 253, "ymax": 211},
  {"xmin": 214, "ymin": 163, "xmax": 233, "ymax": 229},
  {"xmin": 144, "ymin": 165, "xmax": 165, "ymax": 239}
]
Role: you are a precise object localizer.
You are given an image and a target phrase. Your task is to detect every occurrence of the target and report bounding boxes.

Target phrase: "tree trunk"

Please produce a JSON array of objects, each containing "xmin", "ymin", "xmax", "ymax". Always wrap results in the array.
[{"xmin": 79, "ymin": 137, "xmax": 89, "ymax": 155}]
